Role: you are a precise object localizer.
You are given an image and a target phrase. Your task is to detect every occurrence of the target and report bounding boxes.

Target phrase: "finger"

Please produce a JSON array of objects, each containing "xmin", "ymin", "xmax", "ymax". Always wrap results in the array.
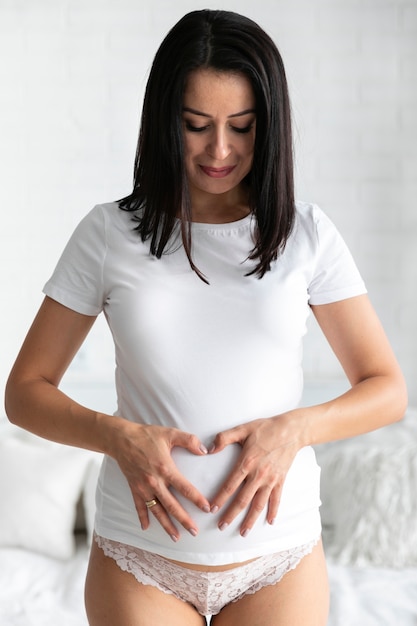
[
  {"xmin": 219, "ymin": 480, "xmax": 284, "ymax": 536},
  {"xmin": 170, "ymin": 430, "xmax": 209, "ymax": 456},
  {"xmin": 135, "ymin": 497, "xmax": 182, "ymax": 542},
  {"xmin": 135, "ymin": 501, "xmax": 150, "ymax": 530},
  {"xmin": 147, "ymin": 488, "xmax": 201, "ymax": 540},
  {"xmin": 170, "ymin": 474, "xmax": 211, "ymax": 513},
  {"xmin": 157, "ymin": 453, "xmax": 211, "ymax": 513},
  {"xmin": 133, "ymin": 449, "xmax": 211, "ymax": 514},
  {"xmin": 210, "ymin": 455, "xmax": 250, "ymax": 512},
  {"xmin": 218, "ymin": 484, "xmax": 259, "ymax": 530},
  {"xmin": 237, "ymin": 486, "xmax": 272, "ymax": 536},
  {"xmin": 129, "ymin": 479, "xmax": 184, "ymax": 540},
  {"xmin": 266, "ymin": 485, "xmax": 282, "ymax": 525},
  {"xmin": 132, "ymin": 472, "xmax": 204, "ymax": 539},
  {"xmin": 209, "ymin": 424, "xmax": 248, "ymax": 453}
]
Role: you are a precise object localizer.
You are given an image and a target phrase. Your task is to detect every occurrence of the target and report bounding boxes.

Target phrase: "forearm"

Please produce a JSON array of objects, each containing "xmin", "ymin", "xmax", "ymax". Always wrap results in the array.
[
  {"xmin": 298, "ymin": 372, "xmax": 408, "ymax": 448},
  {"xmin": 300, "ymin": 296, "xmax": 408, "ymax": 447},
  {"xmin": 5, "ymin": 376, "xmax": 128, "ymax": 456}
]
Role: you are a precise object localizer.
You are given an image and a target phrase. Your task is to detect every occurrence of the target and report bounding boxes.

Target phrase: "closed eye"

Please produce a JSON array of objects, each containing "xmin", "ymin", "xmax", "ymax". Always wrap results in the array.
[
  {"xmin": 232, "ymin": 124, "xmax": 254, "ymax": 134},
  {"xmin": 185, "ymin": 122, "xmax": 208, "ymax": 133},
  {"xmin": 185, "ymin": 122, "xmax": 254, "ymax": 134}
]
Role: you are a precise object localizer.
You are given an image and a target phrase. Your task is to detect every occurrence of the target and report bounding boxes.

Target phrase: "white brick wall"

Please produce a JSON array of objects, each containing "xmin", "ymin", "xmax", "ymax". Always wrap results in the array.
[{"xmin": 1, "ymin": 0, "xmax": 416, "ymax": 406}]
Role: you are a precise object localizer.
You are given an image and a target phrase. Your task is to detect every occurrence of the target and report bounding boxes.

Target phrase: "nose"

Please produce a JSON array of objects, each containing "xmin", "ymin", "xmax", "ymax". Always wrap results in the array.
[{"xmin": 207, "ymin": 127, "xmax": 231, "ymax": 161}]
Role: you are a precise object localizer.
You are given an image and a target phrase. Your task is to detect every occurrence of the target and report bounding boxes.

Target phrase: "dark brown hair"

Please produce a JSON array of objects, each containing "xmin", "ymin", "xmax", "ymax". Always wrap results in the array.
[{"xmin": 119, "ymin": 9, "xmax": 295, "ymax": 281}]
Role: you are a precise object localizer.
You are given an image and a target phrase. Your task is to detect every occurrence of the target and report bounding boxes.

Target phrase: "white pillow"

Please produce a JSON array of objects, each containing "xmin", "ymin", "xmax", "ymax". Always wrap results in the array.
[
  {"xmin": 0, "ymin": 436, "xmax": 91, "ymax": 559},
  {"xmin": 317, "ymin": 413, "xmax": 417, "ymax": 568}
]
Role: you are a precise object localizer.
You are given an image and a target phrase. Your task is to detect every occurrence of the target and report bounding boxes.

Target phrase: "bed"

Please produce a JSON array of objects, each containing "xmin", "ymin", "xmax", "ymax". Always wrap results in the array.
[{"xmin": 1, "ymin": 389, "xmax": 416, "ymax": 625}]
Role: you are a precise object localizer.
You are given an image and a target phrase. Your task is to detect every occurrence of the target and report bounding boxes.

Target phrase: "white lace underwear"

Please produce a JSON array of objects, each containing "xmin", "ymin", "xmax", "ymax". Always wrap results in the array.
[{"xmin": 94, "ymin": 533, "xmax": 319, "ymax": 616}]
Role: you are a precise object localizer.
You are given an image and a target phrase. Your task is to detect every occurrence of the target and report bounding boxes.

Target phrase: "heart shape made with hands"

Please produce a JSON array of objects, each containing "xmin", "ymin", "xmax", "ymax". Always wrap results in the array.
[{"xmin": 171, "ymin": 442, "xmax": 242, "ymax": 502}]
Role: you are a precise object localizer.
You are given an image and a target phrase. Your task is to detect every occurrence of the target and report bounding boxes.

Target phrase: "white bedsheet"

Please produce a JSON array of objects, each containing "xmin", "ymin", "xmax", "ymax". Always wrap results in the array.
[
  {"xmin": 1, "ymin": 544, "xmax": 417, "ymax": 625},
  {"xmin": 0, "ymin": 542, "xmax": 89, "ymax": 626},
  {"xmin": 327, "ymin": 560, "xmax": 417, "ymax": 626}
]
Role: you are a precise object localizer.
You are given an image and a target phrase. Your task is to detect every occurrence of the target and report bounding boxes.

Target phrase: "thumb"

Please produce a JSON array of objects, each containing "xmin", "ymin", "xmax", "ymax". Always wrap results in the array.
[
  {"xmin": 170, "ymin": 429, "xmax": 209, "ymax": 456},
  {"xmin": 209, "ymin": 424, "xmax": 247, "ymax": 453}
]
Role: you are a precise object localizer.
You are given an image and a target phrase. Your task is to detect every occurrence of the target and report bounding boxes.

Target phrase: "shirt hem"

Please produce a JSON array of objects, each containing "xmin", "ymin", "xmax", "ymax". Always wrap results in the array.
[{"xmin": 94, "ymin": 513, "xmax": 322, "ymax": 566}]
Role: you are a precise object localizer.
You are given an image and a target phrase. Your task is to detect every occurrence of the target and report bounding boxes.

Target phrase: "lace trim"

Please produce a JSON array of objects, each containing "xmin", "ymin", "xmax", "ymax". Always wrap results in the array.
[{"xmin": 95, "ymin": 533, "xmax": 318, "ymax": 616}]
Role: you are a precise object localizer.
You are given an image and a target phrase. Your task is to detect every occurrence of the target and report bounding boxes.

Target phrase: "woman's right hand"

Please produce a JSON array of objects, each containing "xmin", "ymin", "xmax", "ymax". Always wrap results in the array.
[
  {"xmin": 4, "ymin": 296, "xmax": 210, "ymax": 541},
  {"xmin": 109, "ymin": 420, "xmax": 211, "ymax": 541}
]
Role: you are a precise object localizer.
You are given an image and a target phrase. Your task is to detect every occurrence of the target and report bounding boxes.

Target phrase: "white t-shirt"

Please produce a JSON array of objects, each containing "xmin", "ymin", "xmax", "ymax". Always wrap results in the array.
[{"xmin": 43, "ymin": 201, "xmax": 366, "ymax": 565}]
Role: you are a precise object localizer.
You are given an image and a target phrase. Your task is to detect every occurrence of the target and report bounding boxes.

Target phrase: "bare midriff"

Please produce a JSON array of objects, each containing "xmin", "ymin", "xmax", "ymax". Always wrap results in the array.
[{"xmin": 166, "ymin": 556, "xmax": 258, "ymax": 572}]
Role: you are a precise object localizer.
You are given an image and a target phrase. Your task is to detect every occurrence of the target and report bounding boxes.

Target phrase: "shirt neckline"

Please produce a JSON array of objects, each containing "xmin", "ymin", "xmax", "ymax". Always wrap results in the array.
[{"xmin": 188, "ymin": 213, "xmax": 253, "ymax": 232}]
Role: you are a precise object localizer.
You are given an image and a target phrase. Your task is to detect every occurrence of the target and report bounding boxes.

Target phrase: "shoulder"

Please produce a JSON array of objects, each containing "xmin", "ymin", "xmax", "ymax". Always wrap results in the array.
[
  {"xmin": 88, "ymin": 201, "xmax": 131, "ymax": 228},
  {"xmin": 287, "ymin": 201, "xmax": 322, "ymax": 253},
  {"xmin": 292, "ymin": 201, "xmax": 342, "ymax": 249},
  {"xmin": 293, "ymin": 203, "xmax": 367, "ymax": 303},
  {"xmin": 294, "ymin": 201, "xmax": 328, "ymax": 231},
  {"xmin": 81, "ymin": 201, "xmax": 140, "ymax": 244}
]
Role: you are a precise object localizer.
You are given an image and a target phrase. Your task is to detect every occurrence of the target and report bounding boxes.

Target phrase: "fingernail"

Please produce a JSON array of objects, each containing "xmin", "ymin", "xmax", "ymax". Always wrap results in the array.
[
  {"xmin": 202, "ymin": 505, "xmax": 210, "ymax": 513},
  {"xmin": 219, "ymin": 522, "xmax": 228, "ymax": 531},
  {"xmin": 269, "ymin": 517, "xmax": 276, "ymax": 526},
  {"xmin": 211, "ymin": 505, "xmax": 219, "ymax": 514},
  {"xmin": 241, "ymin": 528, "xmax": 250, "ymax": 537},
  {"xmin": 171, "ymin": 535, "xmax": 179, "ymax": 542},
  {"xmin": 199, "ymin": 444, "xmax": 208, "ymax": 454},
  {"xmin": 188, "ymin": 528, "xmax": 198, "ymax": 537},
  {"xmin": 208, "ymin": 444, "xmax": 216, "ymax": 453}
]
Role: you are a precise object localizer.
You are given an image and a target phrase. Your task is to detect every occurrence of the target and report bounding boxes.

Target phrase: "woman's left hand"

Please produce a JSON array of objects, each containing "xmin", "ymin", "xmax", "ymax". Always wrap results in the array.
[{"xmin": 209, "ymin": 413, "xmax": 305, "ymax": 536}]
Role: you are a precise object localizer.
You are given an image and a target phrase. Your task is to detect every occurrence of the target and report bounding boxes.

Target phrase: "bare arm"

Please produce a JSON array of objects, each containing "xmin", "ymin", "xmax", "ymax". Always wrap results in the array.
[
  {"xmin": 5, "ymin": 296, "xmax": 104, "ymax": 449},
  {"xmin": 5, "ymin": 296, "xmax": 211, "ymax": 539},
  {"xmin": 304, "ymin": 294, "xmax": 407, "ymax": 444},
  {"xmin": 209, "ymin": 294, "xmax": 407, "ymax": 534}
]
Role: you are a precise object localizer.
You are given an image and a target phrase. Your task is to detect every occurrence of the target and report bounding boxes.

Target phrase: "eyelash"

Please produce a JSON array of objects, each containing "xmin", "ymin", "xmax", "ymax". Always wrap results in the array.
[{"xmin": 185, "ymin": 122, "xmax": 254, "ymax": 134}]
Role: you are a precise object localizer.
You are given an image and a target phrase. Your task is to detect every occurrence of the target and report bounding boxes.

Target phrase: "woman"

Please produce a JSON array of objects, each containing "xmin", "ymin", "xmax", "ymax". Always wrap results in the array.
[{"xmin": 5, "ymin": 9, "xmax": 407, "ymax": 626}]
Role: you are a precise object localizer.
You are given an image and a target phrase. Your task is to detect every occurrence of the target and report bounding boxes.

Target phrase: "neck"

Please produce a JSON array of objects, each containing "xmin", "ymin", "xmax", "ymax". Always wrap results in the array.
[{"xmin": 189, "ymin": 186, "xmax": 251, "ymax": 224}]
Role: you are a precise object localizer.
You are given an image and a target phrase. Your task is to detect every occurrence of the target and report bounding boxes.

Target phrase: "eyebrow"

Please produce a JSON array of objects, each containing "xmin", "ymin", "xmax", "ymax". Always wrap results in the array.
[{"xmin": 182, "ymin": 107, "xmax": 256, "ymax": 119}]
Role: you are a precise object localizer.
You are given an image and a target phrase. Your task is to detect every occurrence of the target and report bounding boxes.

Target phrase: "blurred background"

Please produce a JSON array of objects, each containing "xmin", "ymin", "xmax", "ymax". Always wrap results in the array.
[{"xmin": 1, "ymin": 0, "xmax": 416, "ymax": 410}]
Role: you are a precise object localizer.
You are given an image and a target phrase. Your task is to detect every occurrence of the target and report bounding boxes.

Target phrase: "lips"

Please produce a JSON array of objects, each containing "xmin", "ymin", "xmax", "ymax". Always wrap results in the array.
[{"xmin": 199, "ymin": 165, "xmax": 236, "ymax": 178}]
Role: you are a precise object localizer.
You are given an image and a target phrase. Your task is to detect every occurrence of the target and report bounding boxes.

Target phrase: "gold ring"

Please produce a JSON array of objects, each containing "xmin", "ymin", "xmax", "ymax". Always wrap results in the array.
[{"xmin": 145, "ymin": 498, "xmax": 158, "ymax": 509}]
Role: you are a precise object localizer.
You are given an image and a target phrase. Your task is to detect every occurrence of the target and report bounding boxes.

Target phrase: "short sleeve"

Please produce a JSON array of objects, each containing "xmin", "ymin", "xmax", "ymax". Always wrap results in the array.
[
  {"xmin": 43, "ymin": 205, "xmax": 107, "ymax": 315},
  {"xmin": 307, "ymin": 206, "xmax": 367, "ymax": 305}
]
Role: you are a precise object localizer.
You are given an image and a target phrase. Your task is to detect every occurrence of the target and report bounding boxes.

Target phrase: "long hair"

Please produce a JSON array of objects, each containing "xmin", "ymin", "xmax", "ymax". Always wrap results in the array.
[{"xmin": 119, "ymin": 9, "xmax": 295, "ymax": 280}]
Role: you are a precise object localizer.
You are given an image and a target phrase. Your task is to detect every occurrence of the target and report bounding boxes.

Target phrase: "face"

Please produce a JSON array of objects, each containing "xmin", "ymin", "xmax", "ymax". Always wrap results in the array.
[{"xmin": 182, "ymin": 69, "xmax": 256, "ymax": 211}]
